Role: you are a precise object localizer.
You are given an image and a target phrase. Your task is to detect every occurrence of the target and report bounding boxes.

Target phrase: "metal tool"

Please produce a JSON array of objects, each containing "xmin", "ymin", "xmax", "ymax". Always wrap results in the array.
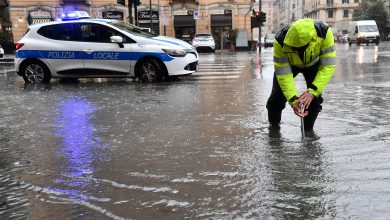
[{"xmin": 300, "ymin": 104, "xmax": 305, "ymax": 139}]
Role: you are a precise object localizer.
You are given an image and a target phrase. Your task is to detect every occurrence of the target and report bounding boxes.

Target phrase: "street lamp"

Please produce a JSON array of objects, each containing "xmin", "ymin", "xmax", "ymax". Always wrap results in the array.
[
  {"xmin": 150, "ymin": 0, "xmax": 153, "ymax": 32},
  {"xmin": 258, "ymin": 0, "xmax": 262, "ymax": 52}
]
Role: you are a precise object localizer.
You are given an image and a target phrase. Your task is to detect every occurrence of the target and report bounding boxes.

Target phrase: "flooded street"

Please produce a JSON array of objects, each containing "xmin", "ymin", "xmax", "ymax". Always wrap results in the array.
[{"xmin": 1, "ymin": 43, "xmax": 390, "ymax": 219}]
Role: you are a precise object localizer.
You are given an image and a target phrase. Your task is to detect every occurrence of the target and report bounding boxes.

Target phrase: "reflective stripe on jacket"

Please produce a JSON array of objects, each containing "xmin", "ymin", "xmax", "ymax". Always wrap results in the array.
[{"xmin": 273, "ymin": 18, "xmax": 336, "ymax": 106}]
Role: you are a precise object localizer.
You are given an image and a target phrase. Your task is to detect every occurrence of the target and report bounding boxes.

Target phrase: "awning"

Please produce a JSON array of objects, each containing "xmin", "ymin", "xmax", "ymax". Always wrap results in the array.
[
  {"xmin": 0, "ymin": 0, "xmax": 8, "ymax": 8},
  {"xmin": 174, "ymin": 15, "xmax": 195, "ymax": 27},
  {"xmin": 210, "ymin": 14, "xmax": 232, "ymax": 27}
]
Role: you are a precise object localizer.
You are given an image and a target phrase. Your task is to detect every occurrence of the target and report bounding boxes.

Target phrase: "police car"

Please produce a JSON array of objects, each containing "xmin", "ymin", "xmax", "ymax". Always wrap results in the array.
[{"xmin": 15, "ymin": 11, "xmax": 198, "ymax": 83}]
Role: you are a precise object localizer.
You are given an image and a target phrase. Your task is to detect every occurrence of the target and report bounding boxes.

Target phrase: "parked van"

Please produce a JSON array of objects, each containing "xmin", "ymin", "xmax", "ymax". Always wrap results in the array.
[{"xmin": 347, "ymin": 20, "xmax": 380, "ymax": 46}]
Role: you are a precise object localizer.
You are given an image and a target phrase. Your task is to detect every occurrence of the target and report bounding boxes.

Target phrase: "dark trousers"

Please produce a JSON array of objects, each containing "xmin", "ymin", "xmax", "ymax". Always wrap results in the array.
[{"xmin": 266, "ymin": 62, "xmax": 323, "ymax": 112}]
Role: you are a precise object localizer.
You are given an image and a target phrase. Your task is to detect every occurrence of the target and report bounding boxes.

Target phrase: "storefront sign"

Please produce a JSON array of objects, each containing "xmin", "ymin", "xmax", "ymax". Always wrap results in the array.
[
  {"xmin": 102, "ymin": 11, "xmax": 124, "ymax": 20},
  {"xmin": 138, "ymin": 11, "xmax": 159, "ymax": 21}
]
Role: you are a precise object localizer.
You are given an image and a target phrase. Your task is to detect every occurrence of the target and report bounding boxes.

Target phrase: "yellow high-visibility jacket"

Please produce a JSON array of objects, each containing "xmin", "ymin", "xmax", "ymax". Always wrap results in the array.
[{"xmin": 273, "ymin": 18, "xmax": 336, "ymax": 106}]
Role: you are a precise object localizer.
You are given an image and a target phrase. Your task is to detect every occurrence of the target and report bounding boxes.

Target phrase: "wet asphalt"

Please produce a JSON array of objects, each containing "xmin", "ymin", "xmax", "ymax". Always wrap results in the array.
[{"xmin": 1, "ymin": 42, "xmax": 390, "ymax": 219}]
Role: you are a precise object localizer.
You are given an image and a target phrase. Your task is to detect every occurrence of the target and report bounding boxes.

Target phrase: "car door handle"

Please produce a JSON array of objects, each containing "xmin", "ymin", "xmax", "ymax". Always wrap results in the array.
[{"xmin": 83, "ymin": 49, "xmax": 94, "ymax": 54}]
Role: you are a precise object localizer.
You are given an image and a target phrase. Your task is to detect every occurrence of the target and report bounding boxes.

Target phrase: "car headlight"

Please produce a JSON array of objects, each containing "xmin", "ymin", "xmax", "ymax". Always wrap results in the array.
[{"xmin": 162, "ymin": 48, "xmax": 187, "ymax": 57}]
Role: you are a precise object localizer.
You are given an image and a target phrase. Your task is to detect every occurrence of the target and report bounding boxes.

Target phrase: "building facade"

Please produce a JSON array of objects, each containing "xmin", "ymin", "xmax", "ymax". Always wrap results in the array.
[
  {"xmin": 304, "ymin": 0, "xmax": 360, "ymax": 37},
  {"xmin": 9, "ymin": 0, "xmax": 270, "ymax": 49},
  {"xmin": 277, "ymin": 0, "xmax": 305, "ymax": 28},
  {"xmin": 7, "ymin": 0, "xmax": 388, "ymax": 47}
]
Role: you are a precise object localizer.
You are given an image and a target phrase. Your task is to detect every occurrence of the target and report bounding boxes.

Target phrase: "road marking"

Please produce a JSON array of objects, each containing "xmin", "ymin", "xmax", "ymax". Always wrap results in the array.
[
  {"xmin": 192, "ymin": 71, "xmax": 241, "ymax": 75},
  {"xmin": 0, "ymin": 68, "xmax": 16, "ymax": 75},
  {"xmin": 186, "ymin": 59, "xmax": 248, "ymax": 80},
  {"xmin": 186, "ymin": 75, "xmax": 240, "ymax": 80}
]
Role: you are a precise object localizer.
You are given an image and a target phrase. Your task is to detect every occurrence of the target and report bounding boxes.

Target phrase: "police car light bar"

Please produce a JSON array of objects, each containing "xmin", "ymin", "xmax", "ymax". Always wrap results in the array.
[{"xmin": 61, "ymin": 11, "xmax": 90, "ymax": 21}]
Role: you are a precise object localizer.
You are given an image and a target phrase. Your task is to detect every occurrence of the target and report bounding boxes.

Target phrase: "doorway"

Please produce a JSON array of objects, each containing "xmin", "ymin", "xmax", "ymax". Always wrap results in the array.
[{"xmin": 210, "ymin": 14, "xmax": 232, "ymax": 50}]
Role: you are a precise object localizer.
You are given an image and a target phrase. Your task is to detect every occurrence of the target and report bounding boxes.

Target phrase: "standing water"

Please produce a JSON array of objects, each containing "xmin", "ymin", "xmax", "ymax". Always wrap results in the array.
[{"xmin": 1, "ymin": 44, "xmax": 390, "ymax": 219}]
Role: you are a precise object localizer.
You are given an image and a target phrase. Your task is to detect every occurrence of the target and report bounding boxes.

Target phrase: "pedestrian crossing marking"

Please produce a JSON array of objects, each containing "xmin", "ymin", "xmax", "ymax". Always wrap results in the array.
[
  {"xmin": 182, "ymin": 59, "xmax": 248, "ymax": 81},
  {"xmin": 192, "ymin": 71, "xmax": 241, "ymax": 75},
  {"xmin": 186, "ymin": 75, "xmax": 240, "ymax": 80}
]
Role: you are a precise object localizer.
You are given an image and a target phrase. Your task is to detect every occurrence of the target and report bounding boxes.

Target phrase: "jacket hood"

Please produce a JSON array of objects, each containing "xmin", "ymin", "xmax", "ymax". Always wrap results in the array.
[{"xmin": 284, "ymin": 18, "xmax": 316, "ymax": 47}]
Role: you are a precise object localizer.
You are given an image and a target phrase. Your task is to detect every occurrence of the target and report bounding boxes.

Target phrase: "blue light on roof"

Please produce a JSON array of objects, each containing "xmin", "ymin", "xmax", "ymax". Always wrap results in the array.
[{"xmin": 61, "ymin": 10, "xmax": 90, "ymax": 21}]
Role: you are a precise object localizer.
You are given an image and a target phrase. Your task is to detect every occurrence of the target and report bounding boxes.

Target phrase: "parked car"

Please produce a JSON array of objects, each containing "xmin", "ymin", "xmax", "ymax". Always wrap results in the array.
[
  {"xmin": 263, "ymin": 34, "xmax": 275, "ymax": 48},
  {"xmin": 339, "ymin": 34, "xmax": 348, "ymax": 43},
  {"xmin": 191, "ymin": 33, "xmax": 215, "ymax": 52},
  {"xmin": 15, "ymin": 11, "xmax": 198, "ymax": 83},
  {"xmin": 0, "ymin": 45, "xmax": 4, "ymax": 59}
]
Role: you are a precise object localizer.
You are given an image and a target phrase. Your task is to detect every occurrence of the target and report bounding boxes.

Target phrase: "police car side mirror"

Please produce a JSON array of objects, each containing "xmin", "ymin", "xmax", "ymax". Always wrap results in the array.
[{"xmin": 110, "ymin": 36, "xmax": 124, "ymax": 48}]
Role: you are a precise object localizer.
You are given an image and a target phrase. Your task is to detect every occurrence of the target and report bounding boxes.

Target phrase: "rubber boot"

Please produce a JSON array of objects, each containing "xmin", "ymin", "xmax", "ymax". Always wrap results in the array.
[
  {"xmin": 268, "ymin": 109, "xmax": 282, "ymax": 126},
  {"xmin": 304, "ymin": 111, "xmax": 319, "ymax": 131}
]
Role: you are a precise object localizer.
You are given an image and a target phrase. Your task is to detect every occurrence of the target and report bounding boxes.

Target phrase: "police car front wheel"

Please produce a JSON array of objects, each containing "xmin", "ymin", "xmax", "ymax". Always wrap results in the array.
[
  {"xmin": 137, "ymin": 59, "xmax": 164, "ymax": 83},
  {"xmin": 21, "ymin": 61, "xmax": 51, "ymax": 83}
]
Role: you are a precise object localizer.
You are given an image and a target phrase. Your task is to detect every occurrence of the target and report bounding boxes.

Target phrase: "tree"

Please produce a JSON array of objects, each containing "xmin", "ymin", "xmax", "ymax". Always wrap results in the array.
[{"xmin": 352, "ymin": 0, "xmax": 388, "ymax": 38}]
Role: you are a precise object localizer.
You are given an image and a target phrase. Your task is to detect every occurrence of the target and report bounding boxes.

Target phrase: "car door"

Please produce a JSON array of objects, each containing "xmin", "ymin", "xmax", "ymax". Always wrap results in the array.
[
  {"xmin": 36, "ymin": 23, "xmax": 84, "ymax": 74},
  {"xmin": 76, "ymin": 22, "xmax": 132, "ymax": 76}
]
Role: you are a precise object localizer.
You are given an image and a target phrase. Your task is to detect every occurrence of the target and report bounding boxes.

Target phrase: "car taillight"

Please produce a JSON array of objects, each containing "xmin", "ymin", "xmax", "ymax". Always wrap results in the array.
[{"xmin": 16, "ymin": 43, "xmax": 24, "ymax": 50}]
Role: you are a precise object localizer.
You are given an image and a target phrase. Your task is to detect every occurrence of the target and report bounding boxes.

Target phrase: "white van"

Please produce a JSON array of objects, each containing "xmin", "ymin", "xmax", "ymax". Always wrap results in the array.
[{"xmin": 347, "ymin": 20, "xmax": 380, "ymax": 46}]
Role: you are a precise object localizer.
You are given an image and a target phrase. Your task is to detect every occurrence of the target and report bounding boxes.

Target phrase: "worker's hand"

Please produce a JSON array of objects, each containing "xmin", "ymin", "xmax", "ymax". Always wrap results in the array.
[
  {"xmin": 298, "ymin": 91, "xmax": 313, "ymax": 111},
  {"xmin": 293, "ymin": 91, "xmax": 313, "ymax": 118},
  {"xmin": 293, "ymin": 103, "xmax": 308, "ymax": 118}
]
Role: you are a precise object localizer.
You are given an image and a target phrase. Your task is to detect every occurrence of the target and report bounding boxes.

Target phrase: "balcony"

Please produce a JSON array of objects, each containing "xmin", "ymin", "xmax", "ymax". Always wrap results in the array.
[
  {"xmin": 334, "ymin": 3, "xmax": 360, "ymax": 9},
  {"xmin": 326, "ymin": 3, "xmax": 336, "ymax": 9}
]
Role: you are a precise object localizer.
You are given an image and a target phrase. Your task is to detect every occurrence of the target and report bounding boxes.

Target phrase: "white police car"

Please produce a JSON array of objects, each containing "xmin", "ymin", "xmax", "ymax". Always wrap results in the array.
[{"xmin": 15, "ymin": 12, "xmax": 198, "ymax": 83}]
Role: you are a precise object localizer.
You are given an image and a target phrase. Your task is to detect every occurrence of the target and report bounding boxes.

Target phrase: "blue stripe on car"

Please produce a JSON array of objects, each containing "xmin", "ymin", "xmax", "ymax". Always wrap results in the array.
[{"xmin": 16, "ymin": 50, "xmax": 174, "ymax": 62}]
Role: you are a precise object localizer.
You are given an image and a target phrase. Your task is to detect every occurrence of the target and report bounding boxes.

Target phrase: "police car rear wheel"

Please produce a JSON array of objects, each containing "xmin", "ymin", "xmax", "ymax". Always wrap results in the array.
[
  {"xmin": 22, "ymin": 61, "xmax": 51, "ymax": 83},
  {"xmin": 137, "ymin": 59, "xmax": 163, "ymax": 83}
]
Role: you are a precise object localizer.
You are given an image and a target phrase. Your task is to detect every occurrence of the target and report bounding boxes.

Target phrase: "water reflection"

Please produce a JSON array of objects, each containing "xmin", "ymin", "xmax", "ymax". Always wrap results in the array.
[
  {"xmin": 266, "ymin": 131, "xmax": 334, "ymax": 218},
  {"xmin": 53, "ymin": 96, "xmax": 106, "ymax": 202},
  {"xmin": 0, "ymin": 64, "xmax": 15, "ymax": 76},
  {"xmin": 357, "ymin": 45, "xmax": 378, "ymax": 64}
]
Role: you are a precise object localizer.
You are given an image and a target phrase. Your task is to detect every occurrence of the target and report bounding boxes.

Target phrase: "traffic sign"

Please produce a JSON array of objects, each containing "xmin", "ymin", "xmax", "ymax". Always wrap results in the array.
[{"xmin": 193, "ymin": 11, "xmax": 199, "ymax": 20}]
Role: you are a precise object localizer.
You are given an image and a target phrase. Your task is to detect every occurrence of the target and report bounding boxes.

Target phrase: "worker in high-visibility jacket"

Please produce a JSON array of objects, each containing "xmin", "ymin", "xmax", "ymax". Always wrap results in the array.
[{"xmin": 266, "ymin": 18, "xmax": 336, "ymax": 131}]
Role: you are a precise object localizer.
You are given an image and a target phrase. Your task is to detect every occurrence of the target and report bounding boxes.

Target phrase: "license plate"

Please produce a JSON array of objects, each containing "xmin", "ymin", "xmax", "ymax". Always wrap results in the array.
[
  {"xmin": 196, "ymin": 64, "xmax": 199, "ymax": 71},
  {"xmin": 368, "ymin": 40, "xmax": 373, "ymax": 42}
]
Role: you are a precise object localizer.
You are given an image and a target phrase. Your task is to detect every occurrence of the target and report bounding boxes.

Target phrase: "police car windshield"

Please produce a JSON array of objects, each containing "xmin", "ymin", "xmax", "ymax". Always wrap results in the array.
[{"xmin": 109, "ymin": 21, "xmax": 157, "ymax": 37}]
